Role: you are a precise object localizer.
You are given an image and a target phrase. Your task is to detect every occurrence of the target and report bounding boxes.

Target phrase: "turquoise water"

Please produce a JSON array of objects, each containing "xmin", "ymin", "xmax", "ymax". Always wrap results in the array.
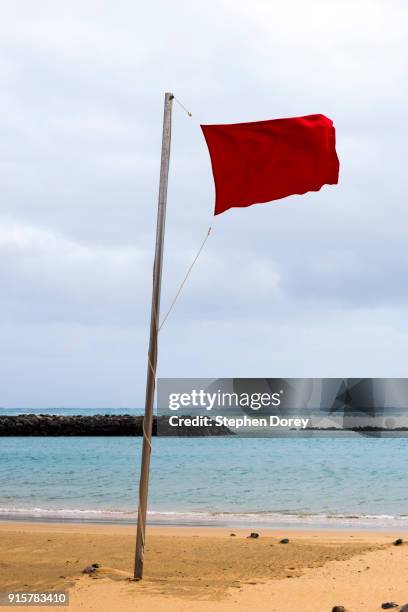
[{"xmin": 1, "ymin": 432, "xmax": 408, "ymax": 529}]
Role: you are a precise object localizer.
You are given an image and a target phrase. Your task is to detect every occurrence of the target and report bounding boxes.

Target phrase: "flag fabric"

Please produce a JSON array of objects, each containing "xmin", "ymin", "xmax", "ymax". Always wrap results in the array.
[{"xmin": 201, "ymin": 114, "xmax": 339, "ymax": 216}]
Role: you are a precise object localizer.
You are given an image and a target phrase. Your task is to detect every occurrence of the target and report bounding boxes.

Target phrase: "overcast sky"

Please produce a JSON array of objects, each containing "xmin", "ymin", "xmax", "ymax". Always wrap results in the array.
[{"xmin": 1, "ymin": 0, "xmax": 407, "ymax": 408}]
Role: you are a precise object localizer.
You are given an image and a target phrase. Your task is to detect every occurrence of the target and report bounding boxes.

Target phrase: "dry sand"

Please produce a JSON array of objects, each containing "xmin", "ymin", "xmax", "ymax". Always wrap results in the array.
[{"xmin": 0, "ymin": 522, "xmax": 407, "ymax": 611}]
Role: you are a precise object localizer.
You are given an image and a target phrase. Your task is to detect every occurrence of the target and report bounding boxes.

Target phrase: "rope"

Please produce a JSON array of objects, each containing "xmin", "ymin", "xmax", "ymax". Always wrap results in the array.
[
  {"xmin": 137, "ymin": 225, "xmax": 212, "ymax": 552},
  {"xmin": 159, "ymin": 226, "xmax": 212, "ymax": 331},
  {"xmin": 173, "ymin": 95, "xmax": 193, "ymax": 117},
  {"xmin": 136, "ymin": 260, "xmax": 160, "ymax": 565}
]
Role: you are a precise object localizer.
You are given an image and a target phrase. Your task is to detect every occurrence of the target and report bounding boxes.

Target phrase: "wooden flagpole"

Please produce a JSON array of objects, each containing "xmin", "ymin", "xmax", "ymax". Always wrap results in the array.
[{"xmin": 134, "ymin": 91, "xmax": 173, "ymax": 580}]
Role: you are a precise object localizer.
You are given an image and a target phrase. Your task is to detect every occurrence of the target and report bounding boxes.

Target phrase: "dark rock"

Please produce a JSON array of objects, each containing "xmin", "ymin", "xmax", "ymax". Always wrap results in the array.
[
  {"xmin": 91, "ymin": 563, "xmax": 101, "ymax": 568},
  {"xmin": 230, "ymin": 533, "xmax": 236, "ymax": 537},
  {"xmin": 393, "ymin": 538, "xmax": 403, "ymax": 545},
  {"xmin": 332, "ymin": 607, "xmax": 345, "ymax": 612},
  {"xmin": 82, "ymin": 566, "xmax": 96, "ymax": 574},
  {"xmin": 381, "ymin": 604, "xmax": 398, "ymax": 610},
  {"xmin": 0, "ymin": 415, "xmax": 235, "ymax": 436},
  {"xmin": 247, "ymin": 533, "xmax": 259, "ymax": 539},
  {"xmin": 280, "ymin": 538, "xmax": 290, "ymax": 544},
  {"xmin": 399, "ymin": 605, "xmax": 408, "ymax": 612}
]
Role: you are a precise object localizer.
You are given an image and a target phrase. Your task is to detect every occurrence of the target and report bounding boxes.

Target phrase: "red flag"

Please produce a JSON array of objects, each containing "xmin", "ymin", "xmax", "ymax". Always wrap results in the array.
[{"xmin": 201, "ymin": 114, "xmax": 339, "ymax": 216}]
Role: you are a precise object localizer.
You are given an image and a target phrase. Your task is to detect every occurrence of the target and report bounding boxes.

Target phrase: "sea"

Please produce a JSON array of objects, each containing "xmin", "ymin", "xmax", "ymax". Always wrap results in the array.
[{"xmin": 1, "ymin": 408, "xmax": 408, "ymax": 530}]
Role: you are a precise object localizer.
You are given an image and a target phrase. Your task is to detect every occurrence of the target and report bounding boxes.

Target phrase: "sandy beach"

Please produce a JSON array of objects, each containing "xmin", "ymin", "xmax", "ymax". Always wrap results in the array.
[{"xmin": 0, "ymin": 522, "xmax": 407, "ymax": 611}]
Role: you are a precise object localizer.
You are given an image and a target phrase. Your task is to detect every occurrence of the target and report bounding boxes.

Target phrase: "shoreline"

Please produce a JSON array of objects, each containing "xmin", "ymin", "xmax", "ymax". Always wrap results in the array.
[
  {"xmin": 1, "ymin": 516, "xmax": 408, "ymax": 531},
  {"xmin": 1, "ymin": 511, "xmax": 408, "ymax": 531},
  {"xmin": 1, "ymin": 521, "xmax": 407, "ymax": 611}
]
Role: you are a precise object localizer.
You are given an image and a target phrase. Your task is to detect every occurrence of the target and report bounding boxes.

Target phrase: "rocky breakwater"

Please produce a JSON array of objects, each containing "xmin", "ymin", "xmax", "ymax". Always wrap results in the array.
[{"xmin": 0, "ymin": 414, "xmax": 234, "ymax": 436}]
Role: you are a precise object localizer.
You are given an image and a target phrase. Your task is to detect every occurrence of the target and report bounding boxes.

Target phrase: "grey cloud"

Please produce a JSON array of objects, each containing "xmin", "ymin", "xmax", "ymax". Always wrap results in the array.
[{"xmin": 0, "ymin": 0, "xmax": 407, "ymax": 406}]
